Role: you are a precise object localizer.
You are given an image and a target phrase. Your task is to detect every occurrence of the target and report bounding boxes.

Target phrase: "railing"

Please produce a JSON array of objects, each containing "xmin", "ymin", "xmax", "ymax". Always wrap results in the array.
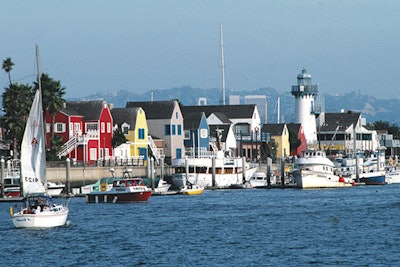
[
  {"xmin": 148, "ymin": 135, "xmax": 161, "ymax": 164},
  {"xmin": 57, "ymin": 136, "xmax": 77, "ymax": 158}
]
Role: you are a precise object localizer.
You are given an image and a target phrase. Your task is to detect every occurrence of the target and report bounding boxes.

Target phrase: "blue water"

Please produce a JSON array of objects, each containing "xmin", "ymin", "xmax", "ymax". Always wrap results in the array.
[{"xmin": 1, "ymin": 185, "xmax": 400, "ymax": 266}]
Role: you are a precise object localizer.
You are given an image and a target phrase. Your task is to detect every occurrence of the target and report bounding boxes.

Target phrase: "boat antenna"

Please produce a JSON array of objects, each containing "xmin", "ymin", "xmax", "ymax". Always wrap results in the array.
[{"xmin": 220, "ymin": 23, "xmax": 226, "ymax": 106}]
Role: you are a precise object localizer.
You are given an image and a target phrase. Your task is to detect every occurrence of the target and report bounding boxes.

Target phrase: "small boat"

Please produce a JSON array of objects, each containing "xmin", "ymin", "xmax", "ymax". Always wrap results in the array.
[
  {"xmin": 2, "ymin": 160, "xmax": 21, "ymax": 198},
  {"xmin": 86, "ymin": 177, "xmax": 152, "ymax": 203},
  {"xmin": 153, "ymin": 179, "xmax": 172, "ymax": 195},
  {"xmin": 47, "ymin": 182, "xmax": 65, "ymax": 196},
  {"xmin": 10, "ymin": 46, "xmax": 69, "ymax": 228},
  {"xmin": 180, "ymin": 183, "xmax": 204, "ymax": 195},
  {"xmin": 248, "ymin": 172, "xmax": 273, "ymax": 188}
]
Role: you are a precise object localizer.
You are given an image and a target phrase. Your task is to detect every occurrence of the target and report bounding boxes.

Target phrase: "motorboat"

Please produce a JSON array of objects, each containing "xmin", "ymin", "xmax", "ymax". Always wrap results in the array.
[
  {"xmin": 152, "ymin": 179, "xmax": 172, "ymax": 195},
  {"xmin": 248, "ymin": 172, "xmax": 274, "ymax": 188},
  {"xmin": 47, "ymin": 182, "xmax": 65, "ymax": 196},
  {"xmin": 86, "ymin": 177, "xmax": 152, "ymax": 203},
  {"xmin": 292, "ymin": 150, "xmax": 353, "ymax": 189}
]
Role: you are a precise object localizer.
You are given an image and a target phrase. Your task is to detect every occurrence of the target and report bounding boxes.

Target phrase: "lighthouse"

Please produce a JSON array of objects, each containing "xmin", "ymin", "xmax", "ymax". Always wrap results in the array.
[{"xmin": 291, "ymin": 68, "xmax": 319, "ymax": 148}]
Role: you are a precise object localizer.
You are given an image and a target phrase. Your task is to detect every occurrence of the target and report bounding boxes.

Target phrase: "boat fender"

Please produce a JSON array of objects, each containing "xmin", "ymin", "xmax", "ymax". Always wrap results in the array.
[{"xmin": 9, "ymin": 206, "xmax": 13, "ymax": 216}]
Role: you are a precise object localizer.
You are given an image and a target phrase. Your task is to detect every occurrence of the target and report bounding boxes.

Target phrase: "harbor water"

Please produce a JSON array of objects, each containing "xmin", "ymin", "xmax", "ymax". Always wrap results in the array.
[{"xmin": 1, "ymin": 184, "xmax": 400, "ymax": 266}]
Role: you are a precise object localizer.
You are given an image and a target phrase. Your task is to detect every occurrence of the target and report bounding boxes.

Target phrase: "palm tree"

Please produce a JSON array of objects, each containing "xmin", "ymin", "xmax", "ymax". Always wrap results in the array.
[
  {"xmin": 2, "ymin": 57, "xmax": 14, "ymax": 86},
  {"xmin": 1, "ymin": 83, "xmax": 34, "ymax": 158},
  {"xmin": 34, "ymin": 73, "xmax": 66, "ymax": 150}
]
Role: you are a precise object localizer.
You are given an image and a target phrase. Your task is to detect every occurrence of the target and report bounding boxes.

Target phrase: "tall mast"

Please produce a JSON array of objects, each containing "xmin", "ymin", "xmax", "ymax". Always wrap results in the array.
[
  {"xmin": 220, "ymin": 24, "xmax": 226, "ymax": 106},
  {"xmin": 35, "ymin": 45, "xmax": 42, "ymax": 92}
]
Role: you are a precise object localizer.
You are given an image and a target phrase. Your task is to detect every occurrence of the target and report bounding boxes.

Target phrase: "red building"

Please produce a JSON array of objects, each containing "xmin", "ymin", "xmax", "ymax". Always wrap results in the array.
[
  {"xmin": 286, "ymin": 123, "xmax": 307, "ymax": 157},
  {"xmin": 46, "ymin": 100, "xmax": 113, "ymax": 164}
]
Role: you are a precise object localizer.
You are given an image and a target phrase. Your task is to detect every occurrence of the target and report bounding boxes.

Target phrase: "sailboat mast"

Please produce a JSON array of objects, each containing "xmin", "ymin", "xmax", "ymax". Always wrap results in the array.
[
  {"xmin": 220, "ymin": 24, "xmax": 226, "ymax": 106},
  {"xmin": 36, "ymin": 45, "xmax": 42, "ymax": 92}
]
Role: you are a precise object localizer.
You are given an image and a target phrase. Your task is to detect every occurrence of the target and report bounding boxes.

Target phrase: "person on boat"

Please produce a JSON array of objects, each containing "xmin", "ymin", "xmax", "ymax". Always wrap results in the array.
[{"xmin": 339, "ymin": 175, "xmax": 345, "ymax": 183}]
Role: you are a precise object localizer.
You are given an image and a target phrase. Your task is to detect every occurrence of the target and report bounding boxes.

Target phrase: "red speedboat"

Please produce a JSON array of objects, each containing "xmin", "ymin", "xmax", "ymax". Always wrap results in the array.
[{"xmin": 86, "ymin": 178, "xmax": 152, "ymax": 203}]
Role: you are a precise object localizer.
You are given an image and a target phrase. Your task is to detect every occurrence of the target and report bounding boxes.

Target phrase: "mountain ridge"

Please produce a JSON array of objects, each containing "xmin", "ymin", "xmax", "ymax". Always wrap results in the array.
[{"xmin": 69, "ymin": 86, "xmax": 400, "ymax": 125}]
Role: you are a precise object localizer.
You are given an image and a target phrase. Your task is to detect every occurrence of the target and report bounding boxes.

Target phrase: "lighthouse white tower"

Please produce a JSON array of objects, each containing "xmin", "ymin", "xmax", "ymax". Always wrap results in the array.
[{"xmin": 291, "ymin": 68, "xmax": 319, "ymax": 148}]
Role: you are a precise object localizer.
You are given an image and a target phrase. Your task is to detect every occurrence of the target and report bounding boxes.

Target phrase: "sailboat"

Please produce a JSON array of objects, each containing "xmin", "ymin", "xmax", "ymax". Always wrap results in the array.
[{"xmin": 9, "ymin": 46, "xmax": 69, "ymax": 228}]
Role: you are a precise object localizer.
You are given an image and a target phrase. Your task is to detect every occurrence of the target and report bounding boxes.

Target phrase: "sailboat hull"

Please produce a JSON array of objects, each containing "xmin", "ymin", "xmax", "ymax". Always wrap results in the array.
[{"xmin": 11, "ymin": 208, "xmax": 69, "ymax": 228}]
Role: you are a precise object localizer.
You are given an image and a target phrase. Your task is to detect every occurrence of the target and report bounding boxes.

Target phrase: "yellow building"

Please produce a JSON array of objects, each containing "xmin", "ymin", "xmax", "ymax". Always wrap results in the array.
[
  {"xmin": 111, "ymin": 107, "xmax": 149, "ymax": 159},
  {"xmin": 262, "ymin": 123, "xmax": 290, "ymax": 159}
]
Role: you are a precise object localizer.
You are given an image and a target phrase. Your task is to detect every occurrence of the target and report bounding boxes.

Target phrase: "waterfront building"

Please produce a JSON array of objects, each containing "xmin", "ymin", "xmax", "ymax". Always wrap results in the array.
[
  {"xmin": 111, "ymin": 107, "xmax": 149, "ymax": 160},
  {"xmin": 262, "ymin": 123, "xmax": 290, "ymax": 159},
  {"xmin": 126, "ymin": 100, "xmax": 185, "ymax": 164},
  {"xmin": 317, "ymin": 110, "xmax": 379, "ymax": 153},
  {"xmin": 49, "ymin": 100, "xmax": 113, "ymax": 164}
]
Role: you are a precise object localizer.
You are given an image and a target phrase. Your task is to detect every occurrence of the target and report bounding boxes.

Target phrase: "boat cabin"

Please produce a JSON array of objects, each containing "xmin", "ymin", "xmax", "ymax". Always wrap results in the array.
[{"xmin": 113, "ymin": 178, "xmax": 145, "ymax": 187}]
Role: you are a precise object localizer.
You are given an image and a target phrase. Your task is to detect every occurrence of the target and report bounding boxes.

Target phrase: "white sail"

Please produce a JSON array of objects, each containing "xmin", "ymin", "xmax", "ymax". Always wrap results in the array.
[{"xmin": 20, "ymin": 89, "xmax": 46, "ymax": 195}]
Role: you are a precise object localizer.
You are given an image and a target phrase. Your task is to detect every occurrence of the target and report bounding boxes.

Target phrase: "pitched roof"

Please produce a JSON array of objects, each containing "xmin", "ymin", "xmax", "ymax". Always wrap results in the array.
[
  {"xmin": 286, "ymin": 123, "xmax": 301, "ymax": 133},
  {"xmin": 210, "ymin": 112, "xmax": 232, "ymax": 124},
  {"xmin": 181, "ymin": 111, "xmax": 205, "ymax": 130},
  {"xmin": 320, "ymin": 111, "xmax": 361, "ymax": 131},
  {"xmin": 61, "ymin": 101, "xmax": 105, "ymax": 121},
  {"xmin": 111, "ymin": 107, "xmax": 142, "ymax": 129},
  {"xmin": 181, "ymin": 104, "xmax": 256, "ymax": 119},
  {"xmin": 125, "ymin": 100, "xmax": 177, "ymax": 119},
  {"xmin": 262, "ymin": 123, "xmax": 286, "ymax": 135}
]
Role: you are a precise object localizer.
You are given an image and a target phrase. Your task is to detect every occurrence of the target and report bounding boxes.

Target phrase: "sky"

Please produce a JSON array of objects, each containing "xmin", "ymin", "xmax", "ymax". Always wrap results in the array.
[{"xmin": 1, "ymin": 0, "xmax": 399, "ymax": 100}]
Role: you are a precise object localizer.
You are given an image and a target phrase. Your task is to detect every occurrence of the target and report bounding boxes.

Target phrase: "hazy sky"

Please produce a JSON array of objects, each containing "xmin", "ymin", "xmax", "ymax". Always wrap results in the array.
[{"xmin": 1, "ymin": 0, "xmax": 399, "ymax": 100}]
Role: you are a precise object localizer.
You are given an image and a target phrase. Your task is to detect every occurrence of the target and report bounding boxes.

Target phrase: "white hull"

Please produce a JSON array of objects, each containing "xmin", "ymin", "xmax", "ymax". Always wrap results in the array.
[
  {"xmin": 386, "ymin": 170, "xmax": 400, "ymax": 184},
  {"xmin": 11, "ymin": 206, "xmax": 68, "ymax": 228},
  {"xmin": 153, "ymin": 180, "xmax": 171, "ymax": 194},
  {"xmin": 294, "ymin": 170, "xmax": 352, "ymax": 189},
  {"xmin": 171, "ymin": 156, "xmax": 258, "ymax": 189}
]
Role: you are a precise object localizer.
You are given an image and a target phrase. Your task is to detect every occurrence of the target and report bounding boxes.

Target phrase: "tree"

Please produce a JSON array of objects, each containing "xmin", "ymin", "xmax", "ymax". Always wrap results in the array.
[
  {"xmin": 112, "ymin": 128, "xmax": 127, "ymax": 148},
  {"xmin": 373, "ymin": 120, "xmax": 400, "ymax": 139},
  {"xmin": 1, "ymin": 83, "xmax": 34, "ymax": 158},
  {"xmin": 34, "ymin": 73, "xmax": 66, "ymax": 151},
  {"xmin": 2, "ymin": 57, "xmax": 14, "ymax": 86}
]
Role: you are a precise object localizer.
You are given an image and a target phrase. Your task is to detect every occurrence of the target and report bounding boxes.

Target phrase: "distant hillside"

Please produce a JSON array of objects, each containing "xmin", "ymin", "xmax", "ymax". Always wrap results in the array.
[{"xmin": 70, "ymin": 86, "xmax": 400, "ymax": 125}]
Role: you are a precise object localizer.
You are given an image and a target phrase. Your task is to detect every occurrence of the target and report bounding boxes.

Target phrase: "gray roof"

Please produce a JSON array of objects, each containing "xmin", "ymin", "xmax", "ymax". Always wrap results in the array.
[
  {"xmin": 262, "ymin": 123, "xmax": 286, "ymax": 135},
  {"xmin": 320, "ymin": 111, "xmax": 361, "ymax": 131},
  {"xmin": 286, "ymin": 123, "xmax": 301, "ymax": 133},
  {"xmin": 111, "ymin": 107, "xmax": 141, "ymax": 129},
  {"xmin": 181, "ymin": 104, "xmax": 256, "ymax": 119},
  {"xmin": 61, "ymin": 101, "xmax": 105, "ymax": 121},
  {"xmin": 126, "ymin": 100, "xmax": 177, "ymax": 119},
  {"xmin": 181, "ymin": 111, "xmax": 205, "ymax": 130}
]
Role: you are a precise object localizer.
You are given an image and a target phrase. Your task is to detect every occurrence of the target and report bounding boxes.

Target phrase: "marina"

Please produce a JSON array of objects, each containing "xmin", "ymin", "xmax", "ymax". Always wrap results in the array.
[{"xmin": 2, "ymin": 185, "xmax": 400, "ymax": 266}]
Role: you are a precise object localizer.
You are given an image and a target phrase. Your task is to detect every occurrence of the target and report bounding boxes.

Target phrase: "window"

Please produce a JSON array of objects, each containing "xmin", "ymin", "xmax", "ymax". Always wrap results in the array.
[
  {"xmin": 101, "ymin": 122, "xmax": 105, "ymax": 133},
  {"xmin": 46, "ymin": 123, "xmax": 51, "ymax": 134},
  {"xmin": 172, "ymin": 125, "xmax": 176, "ymax": 135},
  {"xmin": 176, "ymin": 112, "xmax": 178, "ymax": 119},
  {"xmin": 74, "ymin": 123, "xmax": 81, "ymax": 134},
  {"xmin": 54, "ymin": 123, "xmax": 66, "ymax": 133},
  {"xmin": 122, "ymin": 126, "xmax": 129, "ymax": 135},
  {"xmin": 184, "ymin": 130, "xmax": 190, "ymax": 140},
  {"xmin": 86, "ymin": 123, "xmax": 98, "ymax": 131},
  {"xmin": 107, "ymin": 122, "xmax": 111, "ymax": 133},
  {"xmin": 178, "ymin": 124, "xmax": 182, "ymax": 135},
  {"xmin": 165, "ymin": 124, "xmax": 171, "ymax": 135},
  {"xmin": 90, "ymin": 148, "xmax": 97, "ymax": 161},
  {"xmin": 200, "ymin": 128, "xmax": 208, "ymax": 138},
  {"xmin": 138, "ymin": 128, "xmax": 145, "ymax": 139}
]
